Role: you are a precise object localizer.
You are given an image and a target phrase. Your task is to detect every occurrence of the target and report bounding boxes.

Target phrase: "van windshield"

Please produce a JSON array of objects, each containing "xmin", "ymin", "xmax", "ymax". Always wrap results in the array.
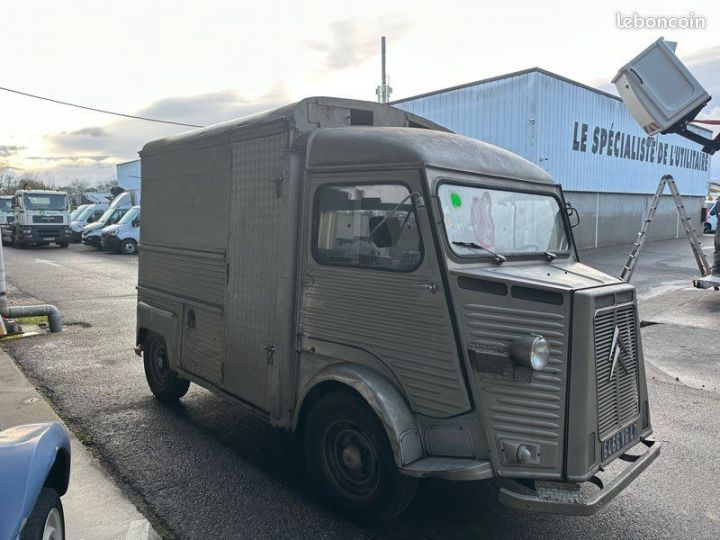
[
  {"xmin": 23, "ymin": 193, "xmax": 68, "ymax": 211},
  {"xmin": 437, "ymin": 184, "xmax": 570, "ymax": 258},
  {"xmin": 0, "ymin": 199, "xmax": 11, "ymax": 213},
  {"xmin": 118, "ymin": 207, "xmax": 139, "ymax": 225},
  {"xmin": 76, "ymin": 206, "xmax": 94, "ymax": 221}
]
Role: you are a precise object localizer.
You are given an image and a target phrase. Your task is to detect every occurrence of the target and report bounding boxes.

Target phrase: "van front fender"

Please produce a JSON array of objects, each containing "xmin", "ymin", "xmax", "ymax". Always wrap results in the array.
[{"xmin": 294, "ymin": 363, "xmax": 423, "ymax": 467}]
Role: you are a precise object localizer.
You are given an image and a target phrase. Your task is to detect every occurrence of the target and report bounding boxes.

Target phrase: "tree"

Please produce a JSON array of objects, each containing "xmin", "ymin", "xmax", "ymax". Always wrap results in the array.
[
  {"xmin": 0, "ymin": 160, "xmax": 15, "ymax": 195},
  {"xmin": 64, "ymin": 179, "xmax": 90, "ymax": 207},
  {"xmin": 93, "ymin": 178, "xmax": 118, "ymax": 194}
]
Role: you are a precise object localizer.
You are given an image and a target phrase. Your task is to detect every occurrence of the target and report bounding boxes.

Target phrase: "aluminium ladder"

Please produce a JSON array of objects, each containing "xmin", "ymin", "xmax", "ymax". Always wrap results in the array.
[{"xmin": 620, "ymin": 174, "xmax": 711, "ymax": 283}]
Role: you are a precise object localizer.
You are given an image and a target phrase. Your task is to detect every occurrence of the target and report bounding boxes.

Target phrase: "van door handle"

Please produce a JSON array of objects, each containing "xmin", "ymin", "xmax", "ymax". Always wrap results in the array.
[{"xmin": 414, "ymin": 282, "xmax": 439, "ymax": 294}]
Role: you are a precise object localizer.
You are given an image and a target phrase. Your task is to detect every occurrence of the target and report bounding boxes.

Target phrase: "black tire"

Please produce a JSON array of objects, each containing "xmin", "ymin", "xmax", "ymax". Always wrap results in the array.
[
  {"xmin": 120, "ymin": 238, "xmax": 138, "ymax": 255},
  {"xmin": 58, "ymin": 242, "xmax": 69, "ymax": 248},
  {"xmin": 704, "ymin": 222, "xmax": 712, "ymax": 234},
  {"xmin": 21, "ymin": 487, "xmax": 64, "ymax": 540},
  {"xmin": 12, "ymin": 228, "xmax": 23, "ymax": 248},
  {"xmin": 305, "ymin": 390, "xmax": 418, "ymax": 523},
  {"xmin": 143, "ymin": 333, "xmax": 190, "ymax": 403}
]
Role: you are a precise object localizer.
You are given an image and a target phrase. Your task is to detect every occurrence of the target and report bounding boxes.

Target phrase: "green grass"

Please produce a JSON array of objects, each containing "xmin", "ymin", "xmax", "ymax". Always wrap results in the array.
[{"xmin": 15, "ymin": 316, "xmax": 48, "ymax": 325}]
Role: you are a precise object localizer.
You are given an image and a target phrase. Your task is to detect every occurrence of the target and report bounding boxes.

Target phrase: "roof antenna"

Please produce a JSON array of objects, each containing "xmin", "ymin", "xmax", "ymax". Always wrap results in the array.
[{"xmin": 376, "ymin": 36, "xmax": 393, "ymax": 104}]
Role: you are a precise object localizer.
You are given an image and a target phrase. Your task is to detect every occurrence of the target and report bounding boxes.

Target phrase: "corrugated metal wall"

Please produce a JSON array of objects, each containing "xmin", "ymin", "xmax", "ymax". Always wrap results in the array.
[
  {"xmin": 394, "ymin": 73, "xmax": 536, "ymax": 162},
  {"xmin": 395, "ymin": 70, "xmax": 711, "ymax": 196}
]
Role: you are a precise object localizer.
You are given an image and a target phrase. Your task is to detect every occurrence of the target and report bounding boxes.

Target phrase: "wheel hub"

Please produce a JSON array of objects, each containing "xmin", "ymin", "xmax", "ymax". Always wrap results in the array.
[{"xmin": 341, "ymin": 444, "xmax": 363, "ymax": 471}]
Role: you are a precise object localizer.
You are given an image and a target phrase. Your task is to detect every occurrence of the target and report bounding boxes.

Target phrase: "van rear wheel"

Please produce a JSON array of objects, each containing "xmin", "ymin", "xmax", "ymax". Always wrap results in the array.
[
  {"xmin": 143, "ymin": 334, "xmax": 190, "ymax": 403},
  {"xmin": 304, "ymin": 390, "xmax": 418, "ymax": 523}
]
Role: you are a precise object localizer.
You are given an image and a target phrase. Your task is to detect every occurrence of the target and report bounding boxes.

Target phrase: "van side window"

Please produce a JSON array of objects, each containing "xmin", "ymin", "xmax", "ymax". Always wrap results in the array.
[{"xmin": 313, "ymin": 183, "xmax": 423, "ymax": 271}]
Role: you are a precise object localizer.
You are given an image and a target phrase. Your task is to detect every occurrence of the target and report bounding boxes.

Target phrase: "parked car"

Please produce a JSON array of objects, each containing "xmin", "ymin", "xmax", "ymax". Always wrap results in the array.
[
  {"xmin": 0, "ymin": 422, "xmax": 71, "ymax": 540},
  {"xmin": 101, "ymin": 206, "xmax": 140, "ymax": 254},
  {"xmin": 82, "ymin": 190, "xmax": 138, "ymax": 248},
  {"xmin": 703, "ymin": 199, "xmax": 718, "ymax": 234},
  {"xmin": 70, "ymin": 203, "xmax": 109, "ymax": 242}
]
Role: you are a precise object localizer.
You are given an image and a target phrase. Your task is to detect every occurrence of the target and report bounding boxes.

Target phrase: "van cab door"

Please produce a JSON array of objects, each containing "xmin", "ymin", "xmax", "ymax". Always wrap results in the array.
[{"xmin": 298, "ymin": 171, "xmax": 472, "ymax": 418}]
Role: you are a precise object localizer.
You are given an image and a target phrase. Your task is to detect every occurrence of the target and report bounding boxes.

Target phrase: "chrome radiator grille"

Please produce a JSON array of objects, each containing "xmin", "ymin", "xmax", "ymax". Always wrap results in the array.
[{"xmin": 594, "ymin": 303, "xmax": 641, "ymax": 439}]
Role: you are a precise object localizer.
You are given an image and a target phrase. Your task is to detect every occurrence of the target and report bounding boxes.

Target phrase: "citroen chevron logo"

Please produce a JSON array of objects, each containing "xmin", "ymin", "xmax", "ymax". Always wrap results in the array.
[{"xmin": 608, "ymin": 326, "xmax": 629, "ymax": 381}]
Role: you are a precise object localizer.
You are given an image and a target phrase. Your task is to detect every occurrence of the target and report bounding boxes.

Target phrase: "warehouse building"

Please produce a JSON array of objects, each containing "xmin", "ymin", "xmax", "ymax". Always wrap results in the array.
[{"xmin": 393, "ymin": 68, "xmax": 713, "ymax": 248}]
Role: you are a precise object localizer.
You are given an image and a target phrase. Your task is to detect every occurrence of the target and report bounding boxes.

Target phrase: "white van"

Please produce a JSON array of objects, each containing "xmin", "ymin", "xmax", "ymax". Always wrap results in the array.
[
  {"xmin": 70, "ymin": 203, "xmax": 109, "ymax": 242},
  {"xmin": 82, "ymin": 190, "xmax": 139, "ymax": 248},
  {"xmin": 101, "ymin": 206, "xmax": 140, "ymax": 254}
]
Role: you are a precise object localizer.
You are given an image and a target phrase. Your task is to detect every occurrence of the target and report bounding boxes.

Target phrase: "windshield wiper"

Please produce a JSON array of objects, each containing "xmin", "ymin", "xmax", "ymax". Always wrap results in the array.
[{"xmin": 452, "ymin": 241, "xmax": 506, "ymax": 264}]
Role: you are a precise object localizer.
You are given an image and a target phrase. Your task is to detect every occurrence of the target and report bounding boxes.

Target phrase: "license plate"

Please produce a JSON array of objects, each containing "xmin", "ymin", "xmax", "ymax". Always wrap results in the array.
[
  {"xmin": 601, "ymin": 424, "xmax": 638, "ymax": 461},
  {"xmin": 43, "ymin": 237, "xmax": 54, "ymax": 240}
]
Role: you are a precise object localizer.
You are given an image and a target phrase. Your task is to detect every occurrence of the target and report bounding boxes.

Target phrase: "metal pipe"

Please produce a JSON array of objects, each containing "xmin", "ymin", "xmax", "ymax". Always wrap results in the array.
[{"xmin": 0, "ymin": 240, "xmax": 63, "ymax": 333}]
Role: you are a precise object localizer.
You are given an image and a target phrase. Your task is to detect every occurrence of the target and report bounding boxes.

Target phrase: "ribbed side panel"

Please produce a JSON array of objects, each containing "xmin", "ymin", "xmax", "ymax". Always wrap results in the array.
[
  {"xmin": 182, "ymin": 308, "xmax": 223, "ymax": 384},
  {"xmin": 302, "ymin": 266, "xmax": 471, "ymax": 417},
  {"xmin": 464, "ymin": 304, "xmax": 566, "ymax": 466},
  {"xmin": 222, "ymin": 132, "xmax": 287, "ymax": 410},
  {"xmin": 139, "ymin": 246, "xmax": 226, "ymax": 307},
  {"xmin": 594, "ymin": 304, "xmax": 640, "ymax": 439}
]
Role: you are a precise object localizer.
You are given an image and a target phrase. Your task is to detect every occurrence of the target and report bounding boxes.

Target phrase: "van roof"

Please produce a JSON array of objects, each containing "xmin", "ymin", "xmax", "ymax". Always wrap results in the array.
[
  {"xmin": 306, "ymin": 127, "xmax": 554, "ymax": 184},
  {"xmin": 140, "ymin": 97, "xmax": 447, "ymax": 156}
]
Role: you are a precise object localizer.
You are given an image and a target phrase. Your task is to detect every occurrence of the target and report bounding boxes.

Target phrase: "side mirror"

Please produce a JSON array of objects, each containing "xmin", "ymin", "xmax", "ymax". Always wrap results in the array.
[
  {"xmin": 132, "ymin": 219, "xmax": 140, "ymax": 227},
  {"xmin": 369, "ymin": 216, "xmax": 401, "ymax": 248},
  {"xmin": 565, "ymin": 202, "xmax": 580, "ymax": 229}
]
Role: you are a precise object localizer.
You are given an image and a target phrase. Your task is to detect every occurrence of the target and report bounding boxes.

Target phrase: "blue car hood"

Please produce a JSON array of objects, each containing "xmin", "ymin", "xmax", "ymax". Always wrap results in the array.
[{"xmin": 0, "ymin": 422, "xmax": 71, "ymax": 540}]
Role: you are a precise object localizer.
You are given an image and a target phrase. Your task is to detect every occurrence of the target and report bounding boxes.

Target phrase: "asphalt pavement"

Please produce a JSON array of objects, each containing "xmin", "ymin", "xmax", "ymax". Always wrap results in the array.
[{"xmin": 2, "ymin": 239, "xmax": 719, "ymax": 539}]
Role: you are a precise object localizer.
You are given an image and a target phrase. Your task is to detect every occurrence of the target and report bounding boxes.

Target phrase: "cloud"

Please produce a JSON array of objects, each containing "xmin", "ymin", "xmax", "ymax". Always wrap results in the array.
[
  {"xmin": 0, "ymin": 145, "xmax": 26, "ymax": 157},
  {"xmin": 305, "ymin": 15, "xmax": 412, "ymax": 70},
  {"xmin": 32, "ymin": 85, "xmax": 290, "ymax": 184}
]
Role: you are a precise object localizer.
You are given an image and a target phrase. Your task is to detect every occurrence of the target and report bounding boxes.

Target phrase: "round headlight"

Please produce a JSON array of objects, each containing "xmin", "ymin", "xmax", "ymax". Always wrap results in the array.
[
  {"xmin": 511, "ymin": 335, "xmax": 550, "ymax": 371},
  {"xmin": 529, "ymin": 336, "xmax": 550, "ymax": 371}
]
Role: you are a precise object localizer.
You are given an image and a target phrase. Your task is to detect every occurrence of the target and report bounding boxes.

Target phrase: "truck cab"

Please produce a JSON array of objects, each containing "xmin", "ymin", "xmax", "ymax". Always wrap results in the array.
[
  {"xmin": 2, "ymin": 190, "xmax": 71, "ymax": 248},
  {"xmin": 135, "ymin": 98, "xmax": 658, "ymax": 522},
  {"xmin": 0, "ymin": 196, "xmax": 15, "ymax": 227}
]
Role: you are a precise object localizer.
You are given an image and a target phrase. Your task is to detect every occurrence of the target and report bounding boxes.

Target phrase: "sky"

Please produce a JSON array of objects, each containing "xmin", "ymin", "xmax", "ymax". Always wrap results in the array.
[{"xmin": 1, "ymin": 0, "xmax": 719, "ymax": 185}]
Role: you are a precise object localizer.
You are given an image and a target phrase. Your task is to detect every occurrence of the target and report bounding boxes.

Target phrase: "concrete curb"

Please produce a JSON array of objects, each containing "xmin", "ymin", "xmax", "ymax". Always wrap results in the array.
[{"xmin": 0, "ymin": 349, "xmax": 161, "ymax": 540}]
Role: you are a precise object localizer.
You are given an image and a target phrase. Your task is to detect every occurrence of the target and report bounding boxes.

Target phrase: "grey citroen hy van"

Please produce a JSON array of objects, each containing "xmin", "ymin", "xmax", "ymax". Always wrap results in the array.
[{"xmin": 135, "ymin": 97, "xmax": 659, "ymax": 522}]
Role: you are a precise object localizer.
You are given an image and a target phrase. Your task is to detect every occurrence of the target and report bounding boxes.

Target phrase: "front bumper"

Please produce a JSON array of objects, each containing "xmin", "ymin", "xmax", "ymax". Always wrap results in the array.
[
  {"xmin": 101, "ymin": 234, "xmax": 120, "ymax": 251},
  {"xmin": 498, "ymin": 438, "xmax": 660, "ymax": 516},
  {"xmin": 18, "ymin": 226, "xmax": 70, "ymax": 243},
  {"xmin": 82, "ymin": 234, "xmax": 101, "ymax": 247}
]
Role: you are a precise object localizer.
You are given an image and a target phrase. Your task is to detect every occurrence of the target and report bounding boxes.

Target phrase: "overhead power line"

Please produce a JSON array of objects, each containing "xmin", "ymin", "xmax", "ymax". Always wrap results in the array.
[{"xmin": 0, "ymin": 84, "xmax": 205, "ymax": 128}]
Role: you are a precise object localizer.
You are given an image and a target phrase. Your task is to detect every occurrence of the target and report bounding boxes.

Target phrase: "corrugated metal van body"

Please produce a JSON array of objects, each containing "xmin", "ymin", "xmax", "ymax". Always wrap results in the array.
[{"xmin": 395, "ymin": 69, "xmax": 711, "ymax": 196}]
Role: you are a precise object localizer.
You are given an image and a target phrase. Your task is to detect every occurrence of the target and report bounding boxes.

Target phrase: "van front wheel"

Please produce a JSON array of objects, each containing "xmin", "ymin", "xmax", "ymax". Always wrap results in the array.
[
  {"xmin": 120, "ymin": 238, "xmax": 138, "ymax": 255},
  {"xmin": 143, "ymin": 334, "xmax": 190, "ymax": 403},
  {"xmin": 305, "ymin": 390, "xmax": 418, "ymax": 523}
]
